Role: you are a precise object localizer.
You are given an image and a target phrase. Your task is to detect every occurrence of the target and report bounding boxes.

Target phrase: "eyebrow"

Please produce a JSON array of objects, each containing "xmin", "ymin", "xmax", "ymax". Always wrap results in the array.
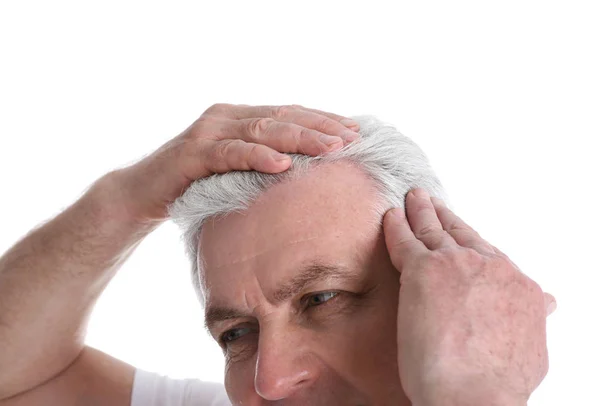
[{"xmin": 203, "ymin": 261, "xmax": 355, "ymax": 333}]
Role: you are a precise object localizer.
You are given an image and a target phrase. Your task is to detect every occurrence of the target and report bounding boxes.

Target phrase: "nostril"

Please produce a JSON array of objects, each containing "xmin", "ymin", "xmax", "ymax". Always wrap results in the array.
[
  {"xmin": 292, "ymin": 377, "xmax": 309, "ymax": 390},
  {"xmin": 255, "ymin": 371, "xmax": 314, "ymax": 400},
  {"xmin": 254, "ymin": 338, "xmax": 322, "ymax": 400}
]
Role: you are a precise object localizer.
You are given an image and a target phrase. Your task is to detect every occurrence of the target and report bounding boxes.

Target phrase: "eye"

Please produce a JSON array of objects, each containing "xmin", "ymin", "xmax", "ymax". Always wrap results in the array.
[
  {"xmin": 219, "ymin": 327, "xmax": 252, "ymax": 345},
  {"xmin": 305, "ymin": 291, "xmax": 339, "ymax": 307}
]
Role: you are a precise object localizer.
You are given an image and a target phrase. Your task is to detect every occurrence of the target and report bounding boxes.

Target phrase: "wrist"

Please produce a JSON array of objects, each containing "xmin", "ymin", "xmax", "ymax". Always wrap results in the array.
[{"xmin": 89, "ymin": 169, "xmax": 164, "ymax": 232}]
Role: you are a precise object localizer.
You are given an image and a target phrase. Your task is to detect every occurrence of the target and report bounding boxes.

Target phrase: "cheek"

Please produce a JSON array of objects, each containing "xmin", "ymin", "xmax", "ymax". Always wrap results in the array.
[
  {"xmin": 338, "ymin": 274, "xmax": 401, "ymax": 382},
  {"xmin": 305, "ymin": 284, "xmax": 400, "ymax": 389},
  {"xmin": 224, "ymin": 355, "xmax": 258, "ymax": 402},
  {"xmin": 345, "ymin": 297, "xmax": 398, "ymax": 370}
]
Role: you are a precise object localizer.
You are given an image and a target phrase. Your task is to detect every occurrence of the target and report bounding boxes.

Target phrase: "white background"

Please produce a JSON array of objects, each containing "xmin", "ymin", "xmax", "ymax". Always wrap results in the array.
[{"xmin": 1, "ymin": 1, "xmax": 598, "ymax": 404}]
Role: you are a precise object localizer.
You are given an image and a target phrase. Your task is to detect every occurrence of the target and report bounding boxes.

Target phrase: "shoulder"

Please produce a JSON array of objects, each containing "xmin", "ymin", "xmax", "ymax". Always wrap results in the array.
[{"xmin": 131, "ymin": 369, "xmax": 231, "ymax": 406}]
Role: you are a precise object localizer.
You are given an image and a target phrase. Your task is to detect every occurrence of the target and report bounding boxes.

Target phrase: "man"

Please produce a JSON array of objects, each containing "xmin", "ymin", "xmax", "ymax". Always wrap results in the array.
[{"xmin": 0, "ymin": 104, "xmax": 555, "ymax": 405}]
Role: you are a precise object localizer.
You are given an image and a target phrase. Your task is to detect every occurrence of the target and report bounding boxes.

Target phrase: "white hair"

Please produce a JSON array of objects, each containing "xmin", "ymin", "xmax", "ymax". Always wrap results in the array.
[{"xmin": 167, "ymin": 115, "xmax": 449, "ymax": 305}]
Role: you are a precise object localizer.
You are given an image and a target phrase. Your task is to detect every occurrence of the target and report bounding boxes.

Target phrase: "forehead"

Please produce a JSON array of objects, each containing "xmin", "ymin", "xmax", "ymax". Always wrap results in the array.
[{"xmin": 198, "ymin": 161, "xmax": 383, "ymax": 302}]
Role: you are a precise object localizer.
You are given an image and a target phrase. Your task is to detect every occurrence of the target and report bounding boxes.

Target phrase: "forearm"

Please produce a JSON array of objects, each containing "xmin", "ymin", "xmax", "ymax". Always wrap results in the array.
[{"xmin": 0, "ymin": 170, "xmax": 160, "ymax": 399}]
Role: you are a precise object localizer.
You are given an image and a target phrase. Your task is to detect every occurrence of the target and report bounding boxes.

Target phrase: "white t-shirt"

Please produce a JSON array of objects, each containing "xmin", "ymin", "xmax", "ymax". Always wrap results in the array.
[{"xmin": 131, "ymin": 368, "xmax": 232, "ymax": 406}]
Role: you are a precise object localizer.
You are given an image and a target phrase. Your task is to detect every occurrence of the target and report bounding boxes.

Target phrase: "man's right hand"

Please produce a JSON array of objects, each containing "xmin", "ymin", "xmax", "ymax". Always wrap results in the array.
[{"xmin": 112, "ymin": 103, "xmax": 361, "ymax": 225}]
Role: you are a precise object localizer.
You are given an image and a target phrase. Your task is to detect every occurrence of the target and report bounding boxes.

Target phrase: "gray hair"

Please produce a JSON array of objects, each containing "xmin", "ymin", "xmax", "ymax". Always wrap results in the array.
[{"xmin": 167, "ymin": 115, "xmax": 449, "ymax": 305}]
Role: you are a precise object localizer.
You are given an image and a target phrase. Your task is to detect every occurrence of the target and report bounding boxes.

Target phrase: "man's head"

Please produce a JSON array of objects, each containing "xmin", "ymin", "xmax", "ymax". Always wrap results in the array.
[{"xmin": 169, "ymin": 115, "xmax": 447, "ymax": 404}]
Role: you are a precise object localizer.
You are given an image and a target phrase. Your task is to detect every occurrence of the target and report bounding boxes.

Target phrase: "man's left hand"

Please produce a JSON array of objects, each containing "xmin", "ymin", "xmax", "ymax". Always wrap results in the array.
[{"xmin": 383, "ymin": 188, "xmax": 556, "ymax": 406}]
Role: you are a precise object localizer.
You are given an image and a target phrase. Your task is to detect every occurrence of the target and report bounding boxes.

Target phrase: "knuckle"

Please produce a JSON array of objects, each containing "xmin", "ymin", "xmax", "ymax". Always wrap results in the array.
[
  {"xmin": 288, "ymin": 126, "xmax": 305, "ymax": 148},
  {"xmin": 413, "ymin": 201, "xmax": 434, "ymax": 217},
  {"xmin": 211, "ymin": 139, "xmax": 239, "ymax": 162},
  {"xmin": 191, "ymin": 116, "xmax": 211, "ymax": 135},
  {"xmin": 430, "ymin": 231, "xmax": 452, "ymax": 249},
  {"xmin": 447, "ymin": 219, "xmax": 479, "ymax": 238},
  {"xmin": 205, "ymin": 103, "xmax": 229, "ymax": 115},
  {"xmin": 272, "ymin": 104, "xmax": 295, "ymax": 119},
  {"xmin": 245, "ymin": 143, "xmax": 261, "ymax": 165},
  {"xmin": 477, "ymin": 242, "xmax": 497, "ymax": 256},
  {"xmin": 492, "ymin": 250, "xmax": 513, "ymax": 266},
  {"xmin": 297, "ymin": 126, "xmax": 313, "ymax": 139},
  {"xmin": 422, "ymin": 250, "xmax": 452, "ymax": 272},
  {"xmin": 446, "ymin": 218, "xmax": 469, "ymax": 233},
  {"xmin": 189, "ymin": 116, "xmax": 223, "ymax": 142},
  {"xmin": 249, "ymin": 117, "xmax": 274, "ymax": 139},
  {"xmin": 491, "ymin": 244, "xmax": 508, "ymax": 258},
  {"xmin": 462, "ymin": 246, "xmax": 486, "ymax": 264},
  {"xmin": 491, "ymin": 251, "xmax": 516, "ymax": 268},
  {"xmin": 209, "ymin": 141, "xmax": 227, "ymax": 162},
  {"xmin": 392, "ymin": 237, "xmax": 421, "ymax": 253},
  {"xmin": 417, "ymin": 223, "xmax": 440, "ymax": 237},
  {"xmin": 492, "ymin": 255, "xmax": 528, "ymax": 284},
  {"xmin": 317, "ymin": 117, "xmax": 336, "ymax": 132},
  {"xmin": 457, "ymin": 248, "xmax": 489, "ymax": 280}
]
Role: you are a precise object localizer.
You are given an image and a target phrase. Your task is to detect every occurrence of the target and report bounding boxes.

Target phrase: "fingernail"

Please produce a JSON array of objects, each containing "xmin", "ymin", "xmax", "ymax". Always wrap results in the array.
[
  {"xmin": 342, "ymin": 130, "xmax": 360, "ymax": 142},
  {"xmin": 412, "ymin": 188, "xmax": 429, "ymax": 199},
  {"xmin": 548, "ymin": 301, "xmax": 557, "ymax": 315},
  {"xmin": 272, "ymin": 151, "xmax": 290, "ymax": 162},
  {"xmin": 320, "ymin": 134, "xmax": 342, "ymax": 146},
  {"xmin": 341, "ymin": 118, "xmax": 360, "ymax": 129}
]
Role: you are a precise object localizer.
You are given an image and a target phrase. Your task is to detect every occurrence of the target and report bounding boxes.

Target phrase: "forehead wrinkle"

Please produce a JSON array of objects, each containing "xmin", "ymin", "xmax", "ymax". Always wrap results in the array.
[{"xmin": 209, "ymin": 234, "xmax": 321, "ymax": 270}]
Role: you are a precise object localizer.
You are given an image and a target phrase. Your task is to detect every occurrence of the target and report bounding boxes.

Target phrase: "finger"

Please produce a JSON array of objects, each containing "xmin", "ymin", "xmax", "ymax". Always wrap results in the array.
[
  {"xmin": 544, "ymin": 292, "xmax": 557, "ymax": 316},
  {"xmin": 290, "ymin": 104, "xmax": 361, "ymax": 132},
  {"xmin": 383, "ymin": 207, "xmax": 428, "ymax": 273},
  {"xmin": 430, "ymin": 196, "xmax": 496, "ymax": 256},
  {"xmin": 406, "ymin": 188, "xmax": 456, "ymax": 251},
  {"xmin": 201, "ymin": 139, "xmax": 292, "ymax": 175},
  {"xmin": 275, "ymin": 107, "xmax": 360, "ymax": 145},
  {"xmin": 230, "ymin": 117, "xmax": 345, "ymax": 156},
  {"xmin": 206, "ymin": 103, "xmax": 275, "ymax": 119},
  {"xmin": 215, "ymin": 104, "xmax": 361, "ymax": 142}
]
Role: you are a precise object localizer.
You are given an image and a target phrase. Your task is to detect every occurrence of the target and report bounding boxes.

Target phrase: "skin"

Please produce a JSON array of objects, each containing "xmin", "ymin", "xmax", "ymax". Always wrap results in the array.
[
  {"xmin": 384, "ymin": 190, "xmax": 556, "ymax": 405},
  {"xmin": 200, "ymin": 170, "xmax": 556, "ymax": 405},
  {"xmin": 0, "ymin": 104, "xmax": 360, "ymax": 405},
  {"xmin": 200, "ymin": 161, "xmax": 411, "ymax": 405},
  {"xmin": 0, "ymin": 102, "xmax": 554, "ymax": 405}
]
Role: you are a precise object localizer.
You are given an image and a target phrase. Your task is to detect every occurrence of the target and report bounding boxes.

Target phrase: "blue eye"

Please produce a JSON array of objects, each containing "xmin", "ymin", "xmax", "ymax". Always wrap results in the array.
[
  {"xmin": 306, "ymin": 291, "xmax": 339, "ymax": 306},
  {"xmin": 220, "ymin": 327, "xmax": 251, "ymax": 344}
]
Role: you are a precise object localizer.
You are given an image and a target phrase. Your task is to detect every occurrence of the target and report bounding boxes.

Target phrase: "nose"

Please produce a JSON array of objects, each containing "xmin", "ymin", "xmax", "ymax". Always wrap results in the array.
[{"xmin": 254, "ymin": 328, "xmax": 321, "ymax": 400}]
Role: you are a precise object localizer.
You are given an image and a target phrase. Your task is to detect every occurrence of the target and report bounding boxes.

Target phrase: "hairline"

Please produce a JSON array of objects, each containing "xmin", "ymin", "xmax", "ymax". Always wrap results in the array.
[{"xmin": 167, "ymin": 115, "xmax": 449, "ymax": 307}]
